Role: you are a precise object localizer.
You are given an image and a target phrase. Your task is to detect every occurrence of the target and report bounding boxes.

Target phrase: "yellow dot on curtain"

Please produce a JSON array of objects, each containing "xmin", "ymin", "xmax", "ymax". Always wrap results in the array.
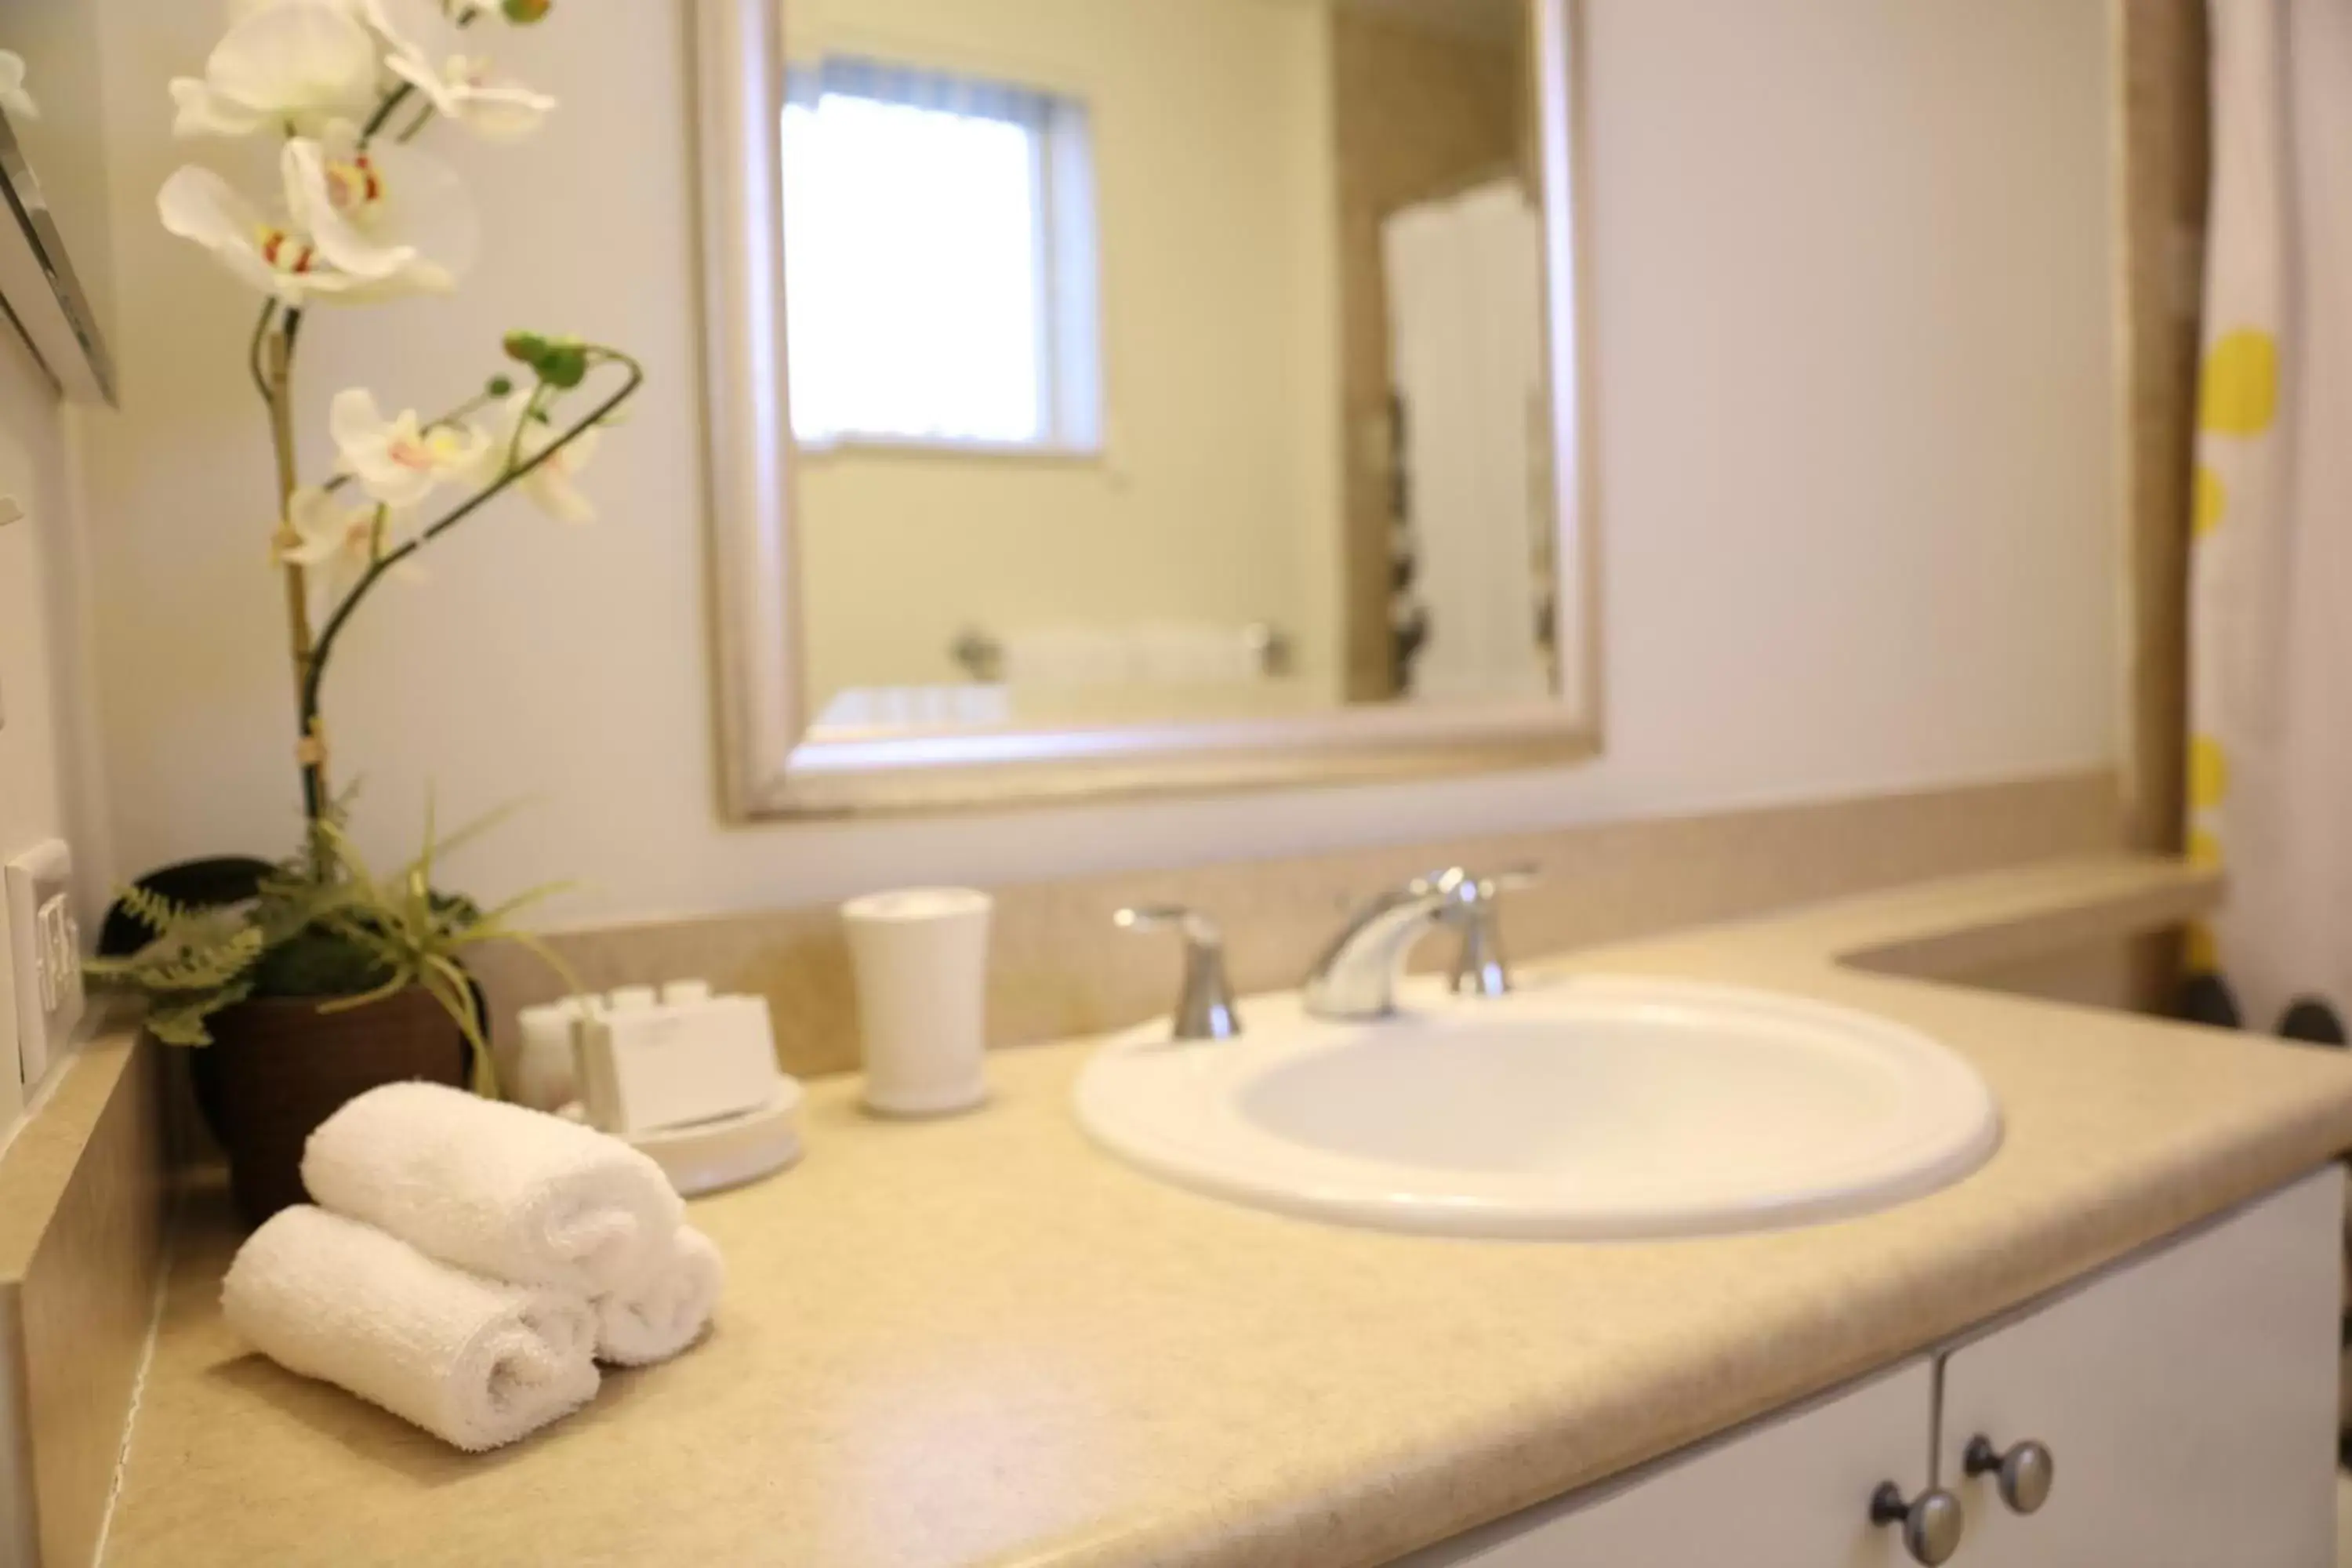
[
  {"xmin": 2184, "ymin": 920, "xmax": 2221, "ymax": 974},
  {"xmin": 2201, "ymin": 329, "xmax": 2280, "ymax": 435},
  {"xmin": 2193, "ymin": 465, "xmax": 2226, "ymax": 536},
  {"xmin": 2188, "ymin": 828, "xmax": 2223, "ymax": 869},
  {"xmin": 2189, "ymin": 736, "xmax": 2230, "ymax": 809}
]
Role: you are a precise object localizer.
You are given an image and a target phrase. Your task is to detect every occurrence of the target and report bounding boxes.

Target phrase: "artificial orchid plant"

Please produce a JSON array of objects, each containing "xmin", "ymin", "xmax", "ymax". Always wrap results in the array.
[{"xmin": 95, "ymin": 0, "xmax": 637, "ymax": 1056}]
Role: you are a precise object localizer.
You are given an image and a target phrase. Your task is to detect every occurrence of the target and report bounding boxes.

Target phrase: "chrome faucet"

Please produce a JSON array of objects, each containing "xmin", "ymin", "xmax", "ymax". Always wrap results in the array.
[
  {"xmin": 1115, "ymin": 906, "xmax": 1242, "ymax": 1040},
  {"xmin": 1304, "ymin": 867, "xmax": 1535, "ymax": 1022},
  {"xmin": 1447, "ymin": 866, "xmax": 1537, "ymax": 1000}
]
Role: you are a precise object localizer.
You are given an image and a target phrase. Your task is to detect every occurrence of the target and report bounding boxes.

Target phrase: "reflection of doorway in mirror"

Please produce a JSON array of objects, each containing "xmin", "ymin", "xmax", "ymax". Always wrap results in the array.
[
  {"xmin": 1329, "ymin": 0, "xmax": 1543, "ymax": 704},
  {"xmin": 1382, "ymin": 178, "xmax": 1553, "ymax": 703}
]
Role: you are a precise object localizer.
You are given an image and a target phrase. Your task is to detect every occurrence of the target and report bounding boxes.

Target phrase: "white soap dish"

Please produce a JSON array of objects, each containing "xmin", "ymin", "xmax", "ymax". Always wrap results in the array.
[{"xmin": 562, "ymin": 1080, "xmax": 806, "ymax": 1196}]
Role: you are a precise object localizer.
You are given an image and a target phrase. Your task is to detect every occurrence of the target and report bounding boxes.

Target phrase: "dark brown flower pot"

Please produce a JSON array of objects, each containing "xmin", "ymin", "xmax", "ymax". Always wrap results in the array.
[{"xmin": 191, "ymin": 987, "xmax": 470, "ymax": 1226}]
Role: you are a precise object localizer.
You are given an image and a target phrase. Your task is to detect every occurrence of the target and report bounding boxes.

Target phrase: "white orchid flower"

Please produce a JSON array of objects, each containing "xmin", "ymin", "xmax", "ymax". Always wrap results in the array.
[
  {"xmin": 281, "ymin": 486, "xmax": 431, "ymax": 590},
  {"xmin": 278, "ymin": 485, "xmax": 379, "ymax": 575},
  {"xmin": 171, "ymin": 0, "xmax": 378, "ymax": 140},
  {"xmin": 282, "ymin": 122, "xmax": 477, "ymax": 291},
  {"xmin": 159, "ymin": 165, "xmax": 334, "ymax": 303},
  {"xmin": 0, "ymin": 51, "xmax": 39, "ymax": 122},
  {"xmin": 158, "ymin": 165, "xmax": 443, "ymax": 306},
  {"xmin": 522, "ymin": 421, "xmax": 601, "ymax": 523},
  {"xmin": 330, "ymin": 388, "xmax": 490, "ymax": 507},
  {"xmin": 363, "ymin": 0, "xmax": 556, "ymax": 139},
  {"xmin": 474, "ymin": 390, "xmax": 602, "ymax": 523}
]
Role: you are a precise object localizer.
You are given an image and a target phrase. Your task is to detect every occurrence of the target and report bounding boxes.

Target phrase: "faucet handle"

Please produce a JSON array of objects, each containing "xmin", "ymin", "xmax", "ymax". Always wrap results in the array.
[
  {"xmin": 1478, "ymin": 865, "xmax": 1540, "ymax": 898},
  {"xmin": 1451, "ymin": 866, "xmax": 1540, "ymax": 999},
  {"xmin": 1115, "ymin": 906, "xmax": 1243, "ymax": 1041},
  {"xmin": 1115, "ymin": 905, "xmax": 1221, "ymax": 945}
]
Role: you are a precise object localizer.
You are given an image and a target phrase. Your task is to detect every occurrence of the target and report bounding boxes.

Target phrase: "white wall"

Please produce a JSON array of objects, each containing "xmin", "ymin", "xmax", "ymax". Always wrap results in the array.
[
  {"xmin": 791, "ymin": 0, "xmax": 1344, "ymax": 707},
  {"xmin": 0, "ymin": 331, "xmax": 111, "ymax": 920},
  {"xmin": 76, "ymin": 0, "xmax": 2117, "ymax": 927}
]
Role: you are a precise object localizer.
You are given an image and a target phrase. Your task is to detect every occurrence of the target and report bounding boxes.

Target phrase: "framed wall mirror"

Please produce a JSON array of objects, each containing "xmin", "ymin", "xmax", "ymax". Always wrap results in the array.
[
  {"xmin": 0, "ymin": 0, "xmax": 118, "ymax": 403},
  {"xmin": 697, "ymin": 0, "xmax": 1595, "ymax": 817}
]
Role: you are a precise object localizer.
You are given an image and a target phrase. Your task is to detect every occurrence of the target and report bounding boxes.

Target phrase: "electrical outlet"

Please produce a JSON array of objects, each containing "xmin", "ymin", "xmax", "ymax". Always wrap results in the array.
[{"xmin": 5, "ymin": 840, "xmax": 83, "ymax": 1095}]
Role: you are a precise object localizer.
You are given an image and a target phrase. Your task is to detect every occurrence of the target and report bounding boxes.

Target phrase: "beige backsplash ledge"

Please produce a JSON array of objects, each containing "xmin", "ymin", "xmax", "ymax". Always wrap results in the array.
[
  {"xmin": 0, "ymin": 1021, "xmax": 168, "ymax": 1568},
  {"xmin": 470, "ymin": 770, "xmax": 2132, "ymax": 1081}
]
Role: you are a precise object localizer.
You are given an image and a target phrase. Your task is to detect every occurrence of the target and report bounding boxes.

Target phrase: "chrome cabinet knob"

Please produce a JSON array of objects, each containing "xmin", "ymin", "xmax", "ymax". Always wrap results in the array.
[
  {"xmin": 1871, "ymin": 1482, "xmax": 1965, "ymax": 1565},
  {"xmin": 1963, "ymin": 1435, "xmax": 2054, "ymax": 1515},
  {"xmin": 1114, "ymin": 906, "xmax": 1241, "ymax": 1041}
]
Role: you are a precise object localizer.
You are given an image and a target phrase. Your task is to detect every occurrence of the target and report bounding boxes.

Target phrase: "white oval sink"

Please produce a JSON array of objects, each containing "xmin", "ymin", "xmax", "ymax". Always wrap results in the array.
[{"xmin": 1076, "ymin": 976, "xmax": 2000, "ymax": 1240}]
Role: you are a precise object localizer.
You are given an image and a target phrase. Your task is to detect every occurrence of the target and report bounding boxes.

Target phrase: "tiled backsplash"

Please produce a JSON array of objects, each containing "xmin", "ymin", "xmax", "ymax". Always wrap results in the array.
[{"xmin": 473, "ymin": 771, "xmax": 2130, "ymax": 1081}]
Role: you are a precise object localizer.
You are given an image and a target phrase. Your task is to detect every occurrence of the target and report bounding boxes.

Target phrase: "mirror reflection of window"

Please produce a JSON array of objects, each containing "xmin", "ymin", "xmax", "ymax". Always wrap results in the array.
[
  {"xmin": 781, "ymin": 58, "xmax": 1102, "ymax": 453},
  {"xmin": 764, "ymin": 1, "xmax": 1568, "ymax": 754}
]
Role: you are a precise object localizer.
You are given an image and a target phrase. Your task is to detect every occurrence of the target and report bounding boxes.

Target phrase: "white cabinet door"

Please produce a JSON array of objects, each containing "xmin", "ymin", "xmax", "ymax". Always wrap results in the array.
[
  {"xmin": 1936, "ymin": 1166, "xmax": 2343, "ymax": 1568},
  {"xmin": 1399, "ymin": 1359, "xmax": 1933, "ymax": 1567}
]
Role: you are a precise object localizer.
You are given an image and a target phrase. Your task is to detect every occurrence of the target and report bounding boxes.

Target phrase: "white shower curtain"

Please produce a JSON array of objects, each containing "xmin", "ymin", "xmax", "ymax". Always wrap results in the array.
[
  {"xmin": 1383, "ymin": 180, "xmax": 1550, "ymax": 702},
  {"xmin": 2187, "ymin": 0, "xmax": 2352, "ymax": 1036}
]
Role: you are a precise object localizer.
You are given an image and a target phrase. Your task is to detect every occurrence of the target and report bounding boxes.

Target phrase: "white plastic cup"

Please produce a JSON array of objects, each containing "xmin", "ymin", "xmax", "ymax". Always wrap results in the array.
[{"xmin": 842, "ymin": 887, "xmax": 994, "ymax": 1117}]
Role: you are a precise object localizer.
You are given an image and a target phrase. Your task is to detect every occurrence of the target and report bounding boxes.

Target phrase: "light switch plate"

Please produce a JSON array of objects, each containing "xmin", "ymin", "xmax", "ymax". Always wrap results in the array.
[{"xmin": 5, "ymin": 840, "xmax": 83, "ymax": 1094}]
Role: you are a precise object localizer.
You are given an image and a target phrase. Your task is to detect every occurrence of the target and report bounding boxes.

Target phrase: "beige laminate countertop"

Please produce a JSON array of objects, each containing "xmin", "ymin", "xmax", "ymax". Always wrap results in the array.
[{"xmin": 97, "ymin": 858, "xmax": 2352, "ymax": 1568}]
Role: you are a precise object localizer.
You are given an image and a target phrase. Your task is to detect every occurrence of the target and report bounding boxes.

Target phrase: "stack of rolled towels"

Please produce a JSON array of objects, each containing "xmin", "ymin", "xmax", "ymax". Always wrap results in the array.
[{"xmin": 221, "ymin": 1082, "xmax": 725, "ymax": 1453}]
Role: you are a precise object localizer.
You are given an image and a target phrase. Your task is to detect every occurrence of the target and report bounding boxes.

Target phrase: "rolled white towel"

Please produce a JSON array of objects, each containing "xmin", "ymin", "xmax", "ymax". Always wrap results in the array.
[
  {"xmin": 596, "ymin": 1226, "xmax": 726, "ymax": 1367},
  {"xmin": 222, "ymin": 1206, "xmax": 601, "ymax": 1453},
  {"xmin": 303, "ymin": 1082, "xmax": 684, "ymax": 1298}
]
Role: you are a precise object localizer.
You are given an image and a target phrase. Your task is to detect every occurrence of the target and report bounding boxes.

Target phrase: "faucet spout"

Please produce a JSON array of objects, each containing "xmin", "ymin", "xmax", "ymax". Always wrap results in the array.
[{"xmin": 1302, "ymin": 869, "xmax": 1479, "ymax": 1022}]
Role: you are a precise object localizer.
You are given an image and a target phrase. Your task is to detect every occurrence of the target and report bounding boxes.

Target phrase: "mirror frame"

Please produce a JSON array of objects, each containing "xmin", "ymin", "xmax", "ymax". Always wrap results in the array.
[
  {"xmin": 0, "ymin": 85, "xmax": 114, "ymax": 402},
  {"xmin": 694, "ymin": 0, "xmax": 1599, "ymax": 819}
]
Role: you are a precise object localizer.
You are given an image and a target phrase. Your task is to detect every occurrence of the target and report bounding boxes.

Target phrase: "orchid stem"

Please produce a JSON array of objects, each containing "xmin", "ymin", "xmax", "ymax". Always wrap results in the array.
[
  {"xmin": 502, "ymin": 385, "xmax": 547, "ymax": 477},
  {"xmin": 260, "ymin": 312, "xmax": 326, "ymax": 833},
  {"xmin": 360, "ymin": 82, "xmax": 416, "ymax": 144},
  {"xmin": 298, "ymin": 351, "xmax": 645, "ymax": 782},
  {"xmin": 247, "ymin": 300, "xmax": 277, "ymax": 404}
]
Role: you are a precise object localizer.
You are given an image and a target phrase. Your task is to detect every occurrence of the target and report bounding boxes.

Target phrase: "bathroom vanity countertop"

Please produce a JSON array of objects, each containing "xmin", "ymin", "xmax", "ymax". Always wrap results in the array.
[{"xmin": 96, "ymin": 857, "xmax": 2352, "ymax": 1568}]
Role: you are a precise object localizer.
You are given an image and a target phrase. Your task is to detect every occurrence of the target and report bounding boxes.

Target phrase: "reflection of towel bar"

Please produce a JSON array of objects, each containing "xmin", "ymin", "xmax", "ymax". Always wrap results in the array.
[{"xmin": 949, "ymin": 624, "xmax": 1294, "ymax": 684}]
